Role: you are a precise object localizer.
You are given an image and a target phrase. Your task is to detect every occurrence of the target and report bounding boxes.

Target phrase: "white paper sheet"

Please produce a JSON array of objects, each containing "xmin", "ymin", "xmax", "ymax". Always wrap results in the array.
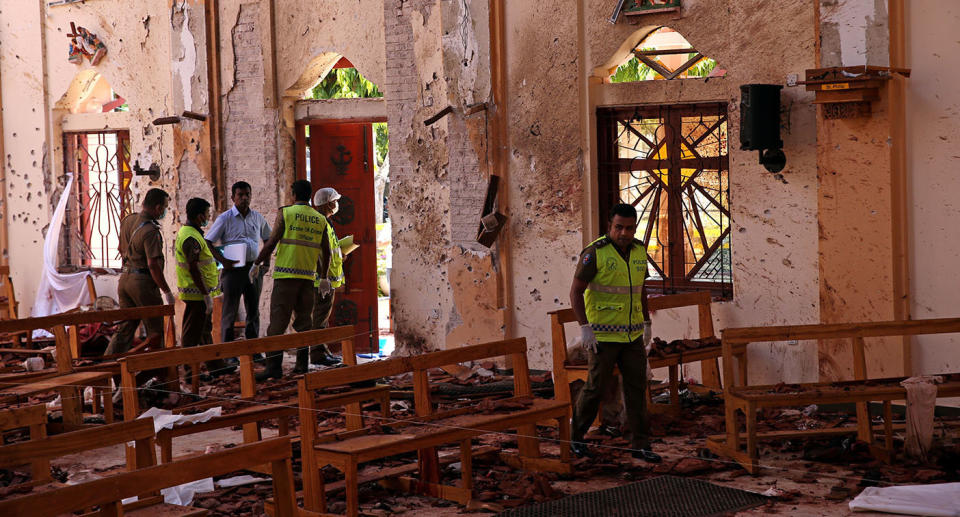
[
  {"xmin": 850, "ymin": 483, "xmax": 960, "ymax": 516},
  {"xmin": 223, "ymin": 243, "xmax": 246, "ymax": 267}
]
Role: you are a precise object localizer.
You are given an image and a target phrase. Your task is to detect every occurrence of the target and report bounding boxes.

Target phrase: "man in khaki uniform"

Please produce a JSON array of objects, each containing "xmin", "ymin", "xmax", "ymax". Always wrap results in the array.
[{"xmin": 104, "ymin": 188, "xmax": 175, "ymax": 355}]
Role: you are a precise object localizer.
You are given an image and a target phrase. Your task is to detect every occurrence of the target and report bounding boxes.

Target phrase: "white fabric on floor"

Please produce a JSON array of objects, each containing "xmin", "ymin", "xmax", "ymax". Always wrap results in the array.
[
  {"xmin": 849, "ymin": 482, "xmax": 960, "ymax": 516},
  {"xmin": 900, "ymin": 375, "xmax": 943, "ymax": 460},
  {"xmin": 30, "ymin": 174, "xmax": 92, "ymax": 327}
]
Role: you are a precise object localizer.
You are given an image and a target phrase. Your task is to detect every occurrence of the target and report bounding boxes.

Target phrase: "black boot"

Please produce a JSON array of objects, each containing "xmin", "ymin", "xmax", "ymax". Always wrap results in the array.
[
  {"xmin": 293, "ymin": 347, "xmax": 309, "ymax": 374},
  {"xmin": 255, "ymin": 351, "xmax": 283, "ymax": 381}
]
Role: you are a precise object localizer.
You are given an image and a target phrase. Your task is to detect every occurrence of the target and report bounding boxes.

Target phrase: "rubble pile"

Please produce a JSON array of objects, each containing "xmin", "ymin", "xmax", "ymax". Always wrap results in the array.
[{"xmin": 647, "ymin": 336, "xmax": 721, "ymax": 358}]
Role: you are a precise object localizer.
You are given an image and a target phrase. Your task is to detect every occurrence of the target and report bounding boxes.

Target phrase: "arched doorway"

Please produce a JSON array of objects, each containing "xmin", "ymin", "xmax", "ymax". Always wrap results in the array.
[{"xmin": 290, "ymin": 54, "xmax": 389, "ymax": 353}]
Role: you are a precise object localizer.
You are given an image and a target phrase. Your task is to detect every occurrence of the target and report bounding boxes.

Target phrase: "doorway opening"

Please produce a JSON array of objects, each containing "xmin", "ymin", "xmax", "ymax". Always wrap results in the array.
[{"xmin": 296, "ymin": 57, "xmax": 390, "ymax": 354}]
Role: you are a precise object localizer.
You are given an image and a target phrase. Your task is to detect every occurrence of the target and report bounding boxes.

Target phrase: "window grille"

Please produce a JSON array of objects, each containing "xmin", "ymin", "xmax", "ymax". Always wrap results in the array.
[
  {"xmin": 62, "ymin": 131, "xmax": 133, "ymax": 269},
  {"xmin": 598, "ymin": 103, "xmax": 732, "ymax": 299}
]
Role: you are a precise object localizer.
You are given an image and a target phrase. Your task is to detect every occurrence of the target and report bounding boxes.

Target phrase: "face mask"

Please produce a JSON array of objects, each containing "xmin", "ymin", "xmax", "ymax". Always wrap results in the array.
[
  {"xmin": 201, "ymin": 219, "xmax": 209, "ymax": 228},
  {"xmin": 157, "ymin": 209, "xmax": 166, "ymax": 220},
  {"xmin": 330, "ymin": 201, "xmax": 339, "ymax": 215}
]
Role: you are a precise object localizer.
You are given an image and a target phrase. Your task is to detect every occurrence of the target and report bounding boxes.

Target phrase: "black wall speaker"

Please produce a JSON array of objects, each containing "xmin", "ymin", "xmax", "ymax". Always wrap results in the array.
[{"xmin": 740, "ymin": 84, "xmax": 783, "ymax": 151}]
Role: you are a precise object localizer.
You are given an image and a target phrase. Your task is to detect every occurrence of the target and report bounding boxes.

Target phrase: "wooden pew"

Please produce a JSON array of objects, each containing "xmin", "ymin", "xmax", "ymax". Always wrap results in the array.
[
  {"xmin": 118, "ymin": 325, "xmax": 366, "ymax": 468},
  {"xmin": 550, "ymin": 292, "xmax": 747, "ymax": 415},
  {"xmin": 0, "ymin": 418, "xmax": 157, "ymax": 504},
  {"xmin": 0, "ymin": 305, "xmax": 176, "ymax": 427},
  {"xmin": 707, "ymin": 317, "xmax": 960, "ymax": 473},
  {"xmin": 0, "ymin": 435, "xmax": 297, "ymax": 517},
  {"xmin": 299, "ymin": 337, "xmax": 571, "ymax": 517},
  {"xmin": 0, "ymin": 404, "xmax": 48, "ymax": 481}
]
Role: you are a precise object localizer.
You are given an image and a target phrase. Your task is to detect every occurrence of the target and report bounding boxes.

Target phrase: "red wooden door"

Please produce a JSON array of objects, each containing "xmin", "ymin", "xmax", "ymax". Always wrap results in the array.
[{"xmin": 296, "ymin": 122, "xmax": 378, "ymax": 352}]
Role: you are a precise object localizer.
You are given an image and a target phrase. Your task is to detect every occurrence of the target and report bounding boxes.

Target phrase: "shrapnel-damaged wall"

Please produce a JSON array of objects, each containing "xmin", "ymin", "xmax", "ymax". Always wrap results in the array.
[
  {"xmin": 582, "ymin": 0, "xmax": 820, "ymax": 382},
  {"xmin": 1, "ymin": 0, "xmax": 179, "ymax": 310}
]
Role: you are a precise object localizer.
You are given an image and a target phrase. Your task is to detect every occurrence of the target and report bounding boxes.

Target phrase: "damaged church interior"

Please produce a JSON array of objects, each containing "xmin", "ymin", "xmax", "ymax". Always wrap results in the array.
[{"xmin": 1, "ymin": 0, "xmax": 960, "ymax": 515}]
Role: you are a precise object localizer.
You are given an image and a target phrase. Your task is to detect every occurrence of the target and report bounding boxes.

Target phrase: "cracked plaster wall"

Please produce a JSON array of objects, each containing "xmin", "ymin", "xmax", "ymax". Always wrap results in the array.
[
  {"xmin": 579, "ymin": 0, "xmax": 820, "ymax": 383},
  {"xmin": 1, "ymin": 0, "xmax": 178, "ymax": 311}
]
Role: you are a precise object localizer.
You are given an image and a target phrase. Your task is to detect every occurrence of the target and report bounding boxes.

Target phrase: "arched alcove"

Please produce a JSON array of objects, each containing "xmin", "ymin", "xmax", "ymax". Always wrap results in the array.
[
  {"xmin": 593, "ymin": 26, "xmax": 724, "ymax": 82},
  {"xmin": 54, "ymin": 70, "xmax": 127, "ymax": 114}
]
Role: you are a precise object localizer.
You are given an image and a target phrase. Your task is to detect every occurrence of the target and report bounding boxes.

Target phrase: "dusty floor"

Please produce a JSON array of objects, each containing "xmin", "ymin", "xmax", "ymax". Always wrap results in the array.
[{"xmin": 4, "ymin": 351, "xmax": 958, "ymax": 516}]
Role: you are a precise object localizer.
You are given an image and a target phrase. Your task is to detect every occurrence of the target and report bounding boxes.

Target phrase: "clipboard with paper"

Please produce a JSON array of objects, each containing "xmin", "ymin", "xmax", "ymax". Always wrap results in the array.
[{"xmin": 339, "ymin": 235, "xmax": 359, "ymax": 257}]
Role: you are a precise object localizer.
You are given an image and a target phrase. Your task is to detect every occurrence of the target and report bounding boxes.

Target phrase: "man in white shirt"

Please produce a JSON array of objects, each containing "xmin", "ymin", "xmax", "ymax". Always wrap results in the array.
[{"xmin": 205, "ymin": 181, "xmax": 271, "ymax": 344}]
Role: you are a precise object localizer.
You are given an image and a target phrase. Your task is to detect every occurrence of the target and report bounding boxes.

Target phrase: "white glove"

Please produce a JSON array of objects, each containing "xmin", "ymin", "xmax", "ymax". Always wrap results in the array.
[
  {"xmin": 203, "ymin": 294, "xmax": 213, "ymax": 316},
  {"xmin": 643, "ymin": 321, "xmax": 652, "ymax": 350},
  {"xmin": 248, "ymin": 264, "xmax": 261, "ymax": 283},
  {"xmin": 162, "ymin": 290, "xmax": 175, "ymax": 306},
  {"xmin": 317, "ymin": 278, "xmax": 332, "ymax": 298},
  {"xmin": 580, "ymin": 324, "xmax": 598, "ymax": 354}
]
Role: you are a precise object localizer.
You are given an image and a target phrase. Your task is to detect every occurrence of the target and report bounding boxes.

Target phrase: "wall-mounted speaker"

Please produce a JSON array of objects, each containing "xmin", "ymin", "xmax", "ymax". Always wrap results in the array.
[{"xmin": 739, "ymin": 84, "xmax": 783, "ymax": 151}]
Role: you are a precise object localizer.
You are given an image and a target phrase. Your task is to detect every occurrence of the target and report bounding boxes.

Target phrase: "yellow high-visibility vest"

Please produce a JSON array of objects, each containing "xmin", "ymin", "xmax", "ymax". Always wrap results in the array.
[
  {"xmin": 274, "ymin": 204, "xmax": 327, "ymax": 281},
  {"xmin": 175, "ymin": 225, "xmax": 221, "ymax": 301},
  {"xmin": 583, "ymin": 236, "xmax": 647, "ymax": 343}
]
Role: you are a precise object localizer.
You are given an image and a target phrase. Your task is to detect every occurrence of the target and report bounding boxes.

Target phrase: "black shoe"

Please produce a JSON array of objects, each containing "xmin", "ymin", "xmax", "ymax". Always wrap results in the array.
[
  {"xmin": 631, "ymin": 448, "xmax": 662, "ymax": 463},
  {"xmin": 570, "ymin": 442, "xmax": 591, "ymax": 458},
  {"xmin": 255, "ymin": 369, "xmax": 282, "ymax": 382},
  {"xmin": 311, "ymin": 354, "xmax": 342, "ymax": 367}
]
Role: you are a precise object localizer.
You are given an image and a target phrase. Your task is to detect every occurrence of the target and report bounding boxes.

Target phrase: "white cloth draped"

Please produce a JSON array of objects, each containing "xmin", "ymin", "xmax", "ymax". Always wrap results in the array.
[{"xmin": 31, "ymin": 173, "xmax": 92, "ymax": 320}]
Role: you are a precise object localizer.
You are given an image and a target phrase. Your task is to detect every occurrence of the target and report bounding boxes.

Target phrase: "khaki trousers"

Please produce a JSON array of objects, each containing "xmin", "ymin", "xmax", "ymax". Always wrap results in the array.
[{"xmin": 571, "ymin": 336, "xmax": 651, "ymax": 449}]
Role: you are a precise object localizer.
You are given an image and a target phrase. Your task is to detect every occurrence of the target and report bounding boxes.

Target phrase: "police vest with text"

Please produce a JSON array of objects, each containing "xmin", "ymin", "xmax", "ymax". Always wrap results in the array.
[
  {"xmin": 274, "ymin": 204, "xmax": 327, "ymax": 281},
  {"xmin": 583, "ymin": 236, "xmax": 647, "ymax": 343},
  {"xmin": 175, "ymin": 225, "xmax": 221, "ymax": 301}
]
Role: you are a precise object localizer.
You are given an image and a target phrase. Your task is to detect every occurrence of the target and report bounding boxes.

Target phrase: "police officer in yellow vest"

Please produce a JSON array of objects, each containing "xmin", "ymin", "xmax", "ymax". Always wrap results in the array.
[
  {"xmin": 569, "ymin": 203, "xmax": 661, "ymax": 463},
  {"xmin": 310, "ymin": 187, "xmax": 345, "ymax": 367},
  {"xmin": 254, "ymin": 180, "xmax": 331, "ymax": 379},
  {"xmin": 175, "ymin": 198, "xmax": 237, "ymax": 379}
]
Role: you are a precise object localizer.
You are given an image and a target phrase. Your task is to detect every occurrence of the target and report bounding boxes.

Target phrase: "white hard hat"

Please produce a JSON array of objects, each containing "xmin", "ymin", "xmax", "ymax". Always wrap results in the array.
[{"xmin": 313, "ymin": 187, "xmax": 341, "ymax": 206}]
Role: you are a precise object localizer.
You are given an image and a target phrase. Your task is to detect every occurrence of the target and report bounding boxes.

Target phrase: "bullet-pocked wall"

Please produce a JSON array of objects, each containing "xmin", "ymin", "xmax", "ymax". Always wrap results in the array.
[
  {"xmin": 381, "ymin": 0, "xmax": 820, "ymax": 378},
  {"xmin": 580, "ymin": 0, "xmax": 820, "ymax": 383},
  {"xmin": 1, "ymin": 0, "xmax": 180, "ymax": 312}
]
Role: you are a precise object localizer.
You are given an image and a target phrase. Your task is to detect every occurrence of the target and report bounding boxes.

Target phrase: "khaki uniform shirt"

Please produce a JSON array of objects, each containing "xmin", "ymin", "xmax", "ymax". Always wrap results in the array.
[{"xmin": 119, "ymin": 212, "xmax": 164, "ymax": 270}]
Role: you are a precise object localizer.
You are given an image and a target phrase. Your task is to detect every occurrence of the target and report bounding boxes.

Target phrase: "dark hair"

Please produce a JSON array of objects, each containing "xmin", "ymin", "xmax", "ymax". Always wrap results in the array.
[
  {"xmin": 608, "ymin": 203, "xmax": 638, "ymax": 221},
  {"xmin": 292, "ymin": 180, "xmax": 312, "ymax": 201},
  {"xmin": 186, "ymin": 197, "xmax": 211, "ymax": 221},
  {"xmin": 231, "ymin": 181, "xmax": 252, "ymax": 196},
  {"xmin": 143, "ymin": 188, "xmax": 170, "ymax": 209}
]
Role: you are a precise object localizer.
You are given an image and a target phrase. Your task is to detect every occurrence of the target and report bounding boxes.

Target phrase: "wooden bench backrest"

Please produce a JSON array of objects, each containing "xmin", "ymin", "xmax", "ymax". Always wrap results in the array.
[
  {"xmin": 0, "ymin": 418, "xmax": 156, "ymax": 483},
  {"xmin": 720, "ymin": 317, "xmax": 960, "ymax": 388},
  {"xmin": 0, "ymin": 405, "xmax": 48, "ymax": 481},
  {"xmin": 0, "ymin": 436, "xmax": 297, "ymax": 517},
  {"xmin": 301, "ymin": 338, "xmax": 531, "ymax": 422},
  {"xmin": 550, "ymin": 292, "xmax": 716, "ymax": 376},
  {"xmin": 119, "ymin": 325, "xmax": 357, "ymax": 420},
  {"xmin": 0, "ymin": 304, "xmax": 176, "ymax": 375},
  {"xmin": 0, "ymin": 265, "xmax": 17, "ymax": 320}
]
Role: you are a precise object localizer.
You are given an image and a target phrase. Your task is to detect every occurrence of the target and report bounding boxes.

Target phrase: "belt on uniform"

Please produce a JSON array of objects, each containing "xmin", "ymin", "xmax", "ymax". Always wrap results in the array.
[{"xmin": 123, "ymin": 268, "xmax": 151, "ymax": 275}]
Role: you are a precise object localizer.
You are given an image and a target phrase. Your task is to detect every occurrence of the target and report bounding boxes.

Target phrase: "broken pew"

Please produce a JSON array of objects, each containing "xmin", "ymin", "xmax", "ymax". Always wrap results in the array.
[
  {"xmin": 0, "ymin": 305, "xmax": 176, "ymax": 427},
  {"xmin": 118, "ymin": 325, "xmax": 367, "ymax": 469},
  {"xmin": 707, "ymin": 317, "xmax": 960, "ymax": 473},
  {"xmin": 0, "ymin": 418, "xmax": 158, "ymax": 509},
  {"xmin": 0, "ymin": 435, "xmax": 297, "ymax": 517},
  {"xmin": 0, "ymin": 404, "xmax": 48, "ymax": 482},
  {"xmin": 550, "ymin": 292, "xmax": 747, "ymax": 415},
  {"xmin": 299, "ymin": 337, "xmax": 571, "ymax": 517}
]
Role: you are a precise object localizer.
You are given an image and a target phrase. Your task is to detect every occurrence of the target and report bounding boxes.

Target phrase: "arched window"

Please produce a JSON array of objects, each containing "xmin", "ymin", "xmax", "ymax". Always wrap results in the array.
[{"xmin": 608, "ymin": 27, "xmax": 723, "ymax": 83}]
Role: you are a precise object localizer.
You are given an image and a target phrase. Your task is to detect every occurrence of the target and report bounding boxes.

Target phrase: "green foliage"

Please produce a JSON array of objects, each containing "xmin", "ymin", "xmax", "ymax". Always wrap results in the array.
[
  {"xmin": 609, "ymin": 54, "xmax": 719, "ymax": 83},
  {"xmin": 309, "ymin": 67, "xmax": 383, "ymax": 100},
  {"xmin": 373, "ymin": 122, "xmax": 389, "ymax": 168},
  {"xmin": 610, "ymin": 56, "xmax": 656, "ymax": 83}
]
